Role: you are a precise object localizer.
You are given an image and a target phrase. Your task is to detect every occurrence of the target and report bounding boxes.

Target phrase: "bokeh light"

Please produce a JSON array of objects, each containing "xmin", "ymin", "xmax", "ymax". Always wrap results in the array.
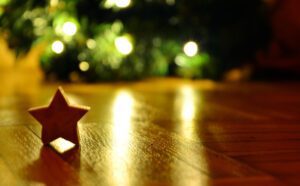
[
  {"xmin": 50, "ymin": 0, "xmax": 59, "ymax": 7},
  {"xmin": 115, "ymin": 0, "xmax": 131, "ymax": 8},
  {"xmin": 86, "ymin": 39, "xmax": 96, "ymax": 49},
  {"xmin": 104, "ymin": 0, "xmax": 131, "ymax": 9},
  {"xmin": 62, "ymin": 21, "xmax": 77, "ymax": 36},
  {"xmin": 183, "ymin": 41, "xmax": 198, "ymax": 57},
  {"xmin": 51, "ymin": 40, "xmax": 64, "ymax": 54},
  {"xmin": 115, "ymin": 36, "xmax": 133, "ymax": 55},
  {"xmin": 79, "ymin": 61, "xmax": 90, "ymax": 72}
]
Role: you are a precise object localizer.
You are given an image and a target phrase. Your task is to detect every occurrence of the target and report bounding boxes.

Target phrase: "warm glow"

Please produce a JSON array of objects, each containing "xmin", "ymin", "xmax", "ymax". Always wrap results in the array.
[
  {"xmin": 86, "ymin": 39, "xmax": 96, "ymax": 49},
  {"xmin": 174, "ymin": 55, "xmax": 186, "ymax": 67},
  {"xmin": 173, "ymin": 86, "xmax": 208, "ymax": 185},
  {"xmin": 79, "ymin": 61, "xmax": 90, "ymax": 72},
  {"xmin": 115, "ymin": 0, "xmax": 131, "ymax": 8},
  {"xmin": 181, "ymin": 86, "xmax": 196, "ymax": 122},
  {"xmin": 49, "ymin": 137, "xmax": 76, "ymax": 154},
  {"xmin": 51, "ymin": 40, "xmax": 64, "ymax": 54},
  {"xmin": 62, "ymin": 21, "xmax": 77, "ymax": 36},
  {"xmin": 114, "ymin": 36, "xmax": 133, "ymax": 55},
  {"xmin": 103, "ymin": 0, "xmax": 114, "ymax": 8},
  {"xmin": 179, "ymin": 86, "xmax": 198, "ymax": 140},
  {"xmin": 175, "ymin": 85, "xmax": 202, "ymax": 140},
  {"xmin": 50, "ymin": 0, "xmax": 59, "ymax": 7},
  {"xmin": 113, "ymin": 91, "xmax": 134, "ymax": 137},
  {"xmin": 183, "ymin": 41, "xmax": 198, "ymax": 57},
  {"xmin": 104, "ymin": 0, "xmax": 131, "ymax": 8},
  {"xmin": 111, "ymin": 91, "xmax": 134, "ymax": 186}
]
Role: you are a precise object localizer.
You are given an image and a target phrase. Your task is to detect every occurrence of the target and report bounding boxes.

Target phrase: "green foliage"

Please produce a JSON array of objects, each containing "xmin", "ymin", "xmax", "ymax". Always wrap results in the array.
[{"xmin": 0, "ymin": 0, "xmax": 270, "ymax": 81}]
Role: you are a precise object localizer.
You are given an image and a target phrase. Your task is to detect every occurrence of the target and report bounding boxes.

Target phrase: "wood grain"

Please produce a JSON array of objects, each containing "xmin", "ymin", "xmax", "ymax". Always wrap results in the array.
[{"xmin": 1, "ymin": 78, "xmax": 299, "ymax": 185}]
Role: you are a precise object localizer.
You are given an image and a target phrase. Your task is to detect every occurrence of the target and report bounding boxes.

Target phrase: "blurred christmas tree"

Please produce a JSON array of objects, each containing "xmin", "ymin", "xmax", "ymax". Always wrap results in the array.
[{"xmin": 0, "ymin": 0, "xmax": 270, "ymax": 81}]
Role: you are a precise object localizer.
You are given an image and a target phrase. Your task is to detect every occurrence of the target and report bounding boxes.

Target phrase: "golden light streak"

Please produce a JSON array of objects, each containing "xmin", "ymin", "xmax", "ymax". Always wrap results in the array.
[
  {"xmin": 172, "ymin": 86, "xmax": 208, "ymax": 185},
  {"xmin": 111, "ymin": 90, "xmax": 134, "ymax": 186}
]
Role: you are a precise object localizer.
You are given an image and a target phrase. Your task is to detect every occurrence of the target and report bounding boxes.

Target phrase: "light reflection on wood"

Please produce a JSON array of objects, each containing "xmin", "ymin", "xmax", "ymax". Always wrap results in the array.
[
  {"xmin": 111, "ymin": 90, "xmax": 134, "ymax": 186},
  {"xmin": 0, "ymin": 78, "xmax": 292, "ymax": 185},
  {"xmin": 49, "ymin": 137, "xmax": 76, "ymax": 154},
  {"xmin": 173, "ymin": 86, "xmax": 209, "ymax": 186}
]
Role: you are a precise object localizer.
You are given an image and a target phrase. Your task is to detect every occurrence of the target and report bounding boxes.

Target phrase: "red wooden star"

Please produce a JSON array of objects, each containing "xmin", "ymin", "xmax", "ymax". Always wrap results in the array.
[{"xmin": 28, "ymin": 87, "xmax": 90, "ymax": 146}]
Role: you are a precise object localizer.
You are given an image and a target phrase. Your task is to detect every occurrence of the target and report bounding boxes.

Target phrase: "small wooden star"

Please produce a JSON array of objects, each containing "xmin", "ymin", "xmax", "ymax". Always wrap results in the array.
[{"xmin": 28, "ymin": 87, "xmax": 90, "ymax": 146}]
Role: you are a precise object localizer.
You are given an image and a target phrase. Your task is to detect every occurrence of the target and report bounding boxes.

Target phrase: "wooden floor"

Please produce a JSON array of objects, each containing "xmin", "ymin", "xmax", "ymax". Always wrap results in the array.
[{"xmin": 0, "ymin": 77, "xmax": 300, "ymax": 185}]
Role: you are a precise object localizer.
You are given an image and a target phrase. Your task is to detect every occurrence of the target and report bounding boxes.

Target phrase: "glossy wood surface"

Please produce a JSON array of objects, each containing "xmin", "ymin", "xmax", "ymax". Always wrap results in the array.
[{"xmin": 0, "ymin": 77, "xmax": 299, "ymax": 185}]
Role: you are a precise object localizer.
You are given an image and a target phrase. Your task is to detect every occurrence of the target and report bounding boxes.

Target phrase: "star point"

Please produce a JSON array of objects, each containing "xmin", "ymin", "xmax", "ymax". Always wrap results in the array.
[{"xmin": 28, "ymin": 87, "xmax": 90, "ymax": 146}]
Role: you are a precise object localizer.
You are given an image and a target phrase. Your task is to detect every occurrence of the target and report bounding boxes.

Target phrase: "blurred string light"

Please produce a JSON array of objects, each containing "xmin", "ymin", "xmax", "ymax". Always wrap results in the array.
[
  {"xmin": 50, "ymin": 0, "xmax": 59, "ymax": 7},
  {"xmin": 114, "ymin": 36, "xmax": 133, "ymax": 55},
  {"xmin": 62, "ymin": 21, "xmax": 77, "ymax": 36},
  {"xmin": 79, "ymin": 61, "xmax": 90, "ymax": 72},
  {"xmin": 53, "ymin": 14, "xmax": 79, "ymax": 39},
  {"xmin": 175, "ymin": 55, "xmax": 186, "ymax": 67},
  {"xmin": 115, "ymin": 0, "xmax": 131, "ymax": 8},
  {"xmin": 104, "ymin": 0, "xmax": 131, "ymax": 9},
  {"xmin": 183, "ymin": 41, "xmax": 198, "ymax": 57},
  {"xmin": 51, "ymin": 40, "xmax": 64, "ymax": 54},
  {"xmin": 86, "ymin": 39, "xmax": 96, "ymax": 49},
  {"xmin": 175, "ymin": 42, "xmax": 210, "ymax": 78}
]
